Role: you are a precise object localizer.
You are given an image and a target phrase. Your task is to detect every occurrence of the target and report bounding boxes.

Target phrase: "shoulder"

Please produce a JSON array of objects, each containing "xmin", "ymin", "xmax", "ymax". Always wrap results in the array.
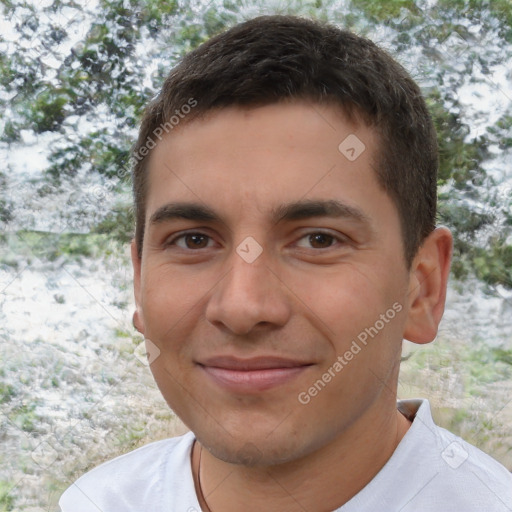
[
  {"xmin": 396, "ymin": 399, "xmax": 512, "ymax": 511},
  {"xmin": 431, "ymin": 420, "xmax": 512, "ymax": 505},
  {"xmin": 59, "ymin": 431, "xmax": 196, "ymax": 512}
]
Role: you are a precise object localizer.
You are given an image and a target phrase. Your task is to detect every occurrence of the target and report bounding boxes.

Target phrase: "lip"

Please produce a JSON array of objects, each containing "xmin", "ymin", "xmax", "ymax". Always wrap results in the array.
[{"xmin": 198, "ymin": 356, "xmax": 313, "ymax": 393}]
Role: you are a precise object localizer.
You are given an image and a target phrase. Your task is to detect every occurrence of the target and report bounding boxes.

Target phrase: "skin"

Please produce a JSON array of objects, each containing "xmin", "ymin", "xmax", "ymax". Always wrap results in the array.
[{"xmin": 131, "ymin": 101, "xmax": 453, "ymax": 511}]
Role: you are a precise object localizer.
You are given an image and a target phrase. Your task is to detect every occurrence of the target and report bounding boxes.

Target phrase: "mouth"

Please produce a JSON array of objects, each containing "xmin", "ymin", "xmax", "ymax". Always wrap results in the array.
[{"xmin": 197, "ymin": 356, "xmax": 314, "ymax": 393}]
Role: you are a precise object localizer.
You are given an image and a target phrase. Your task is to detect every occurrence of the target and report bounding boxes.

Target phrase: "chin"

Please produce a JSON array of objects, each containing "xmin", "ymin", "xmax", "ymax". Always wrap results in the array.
[{"xmin": 198, "ymin": 428, "xmax": 310, "ymax": 468}]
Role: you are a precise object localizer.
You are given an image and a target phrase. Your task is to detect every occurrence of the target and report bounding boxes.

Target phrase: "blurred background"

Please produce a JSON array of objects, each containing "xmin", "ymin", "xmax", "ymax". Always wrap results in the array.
[{"xmin": 0, "ymin": 0, "xmax": 511, "ymax": 509}]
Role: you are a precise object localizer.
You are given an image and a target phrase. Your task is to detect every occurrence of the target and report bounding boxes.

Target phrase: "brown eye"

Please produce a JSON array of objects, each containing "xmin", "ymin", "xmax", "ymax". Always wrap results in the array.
[
  {"xmin": 308, "ymin": 233, "xmax": 335, "ymax": 249},
  {"xmin": 184, "ymin": 234, "xmax": 210, "ymax": 249},
  {"xmin": 295, "ymin": 231, "xmax": 342, "ymax": 250},
  {"xmin": 167, "ymin": 232, "xmax": 214, "ymax": 250}
]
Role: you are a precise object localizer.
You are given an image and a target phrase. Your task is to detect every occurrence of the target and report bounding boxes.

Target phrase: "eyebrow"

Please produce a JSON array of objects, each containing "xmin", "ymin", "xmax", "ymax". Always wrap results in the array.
[{"xmin": 149, "ymin": 199, "xmax": 372, "ymax": 228}]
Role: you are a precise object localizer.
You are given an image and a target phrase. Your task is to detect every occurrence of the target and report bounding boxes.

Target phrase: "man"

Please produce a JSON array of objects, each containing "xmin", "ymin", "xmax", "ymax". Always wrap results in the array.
[{"xmin": 59, "ymin": 14, "xmax": 512, "ymax": 511}]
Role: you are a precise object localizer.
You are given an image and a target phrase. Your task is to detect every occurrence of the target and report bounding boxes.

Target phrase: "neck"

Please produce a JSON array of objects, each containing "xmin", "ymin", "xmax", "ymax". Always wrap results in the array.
[{"xmin": 192, "ymin": 400, "xmax": 411, "ymax": 512}]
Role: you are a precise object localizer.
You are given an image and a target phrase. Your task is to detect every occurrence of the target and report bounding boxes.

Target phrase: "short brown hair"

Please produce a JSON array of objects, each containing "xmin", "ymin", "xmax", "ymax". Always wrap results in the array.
[{"xmin": 132, "ymin": 14, "xmax": 438, "ymax": 266}]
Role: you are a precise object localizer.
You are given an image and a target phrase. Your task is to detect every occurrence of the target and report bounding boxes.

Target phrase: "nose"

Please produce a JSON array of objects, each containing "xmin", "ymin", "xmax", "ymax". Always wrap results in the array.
[{"xmin": 204, "ymin": 247, "xmax": 292, "ymax": 336}]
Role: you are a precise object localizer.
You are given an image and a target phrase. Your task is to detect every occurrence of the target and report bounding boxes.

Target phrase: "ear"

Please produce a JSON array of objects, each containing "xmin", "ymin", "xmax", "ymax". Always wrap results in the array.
[
  {"xmin": 131, "ymin": 239, "xmax": 145, "ymax": 335},
  {"xmin": 403, "ymin": 226, "xmax": 453, "ymax": 344}
]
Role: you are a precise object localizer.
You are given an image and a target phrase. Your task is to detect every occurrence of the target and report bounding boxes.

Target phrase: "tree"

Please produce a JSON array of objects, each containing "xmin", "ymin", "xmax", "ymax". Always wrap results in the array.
[{"xmin": 0, "ymin": 0, "xmax": 511, "ymax": 289}]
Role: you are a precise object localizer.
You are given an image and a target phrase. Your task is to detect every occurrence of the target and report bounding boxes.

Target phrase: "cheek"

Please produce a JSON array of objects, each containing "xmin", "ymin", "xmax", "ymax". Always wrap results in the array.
[
  {"xmin": 141, "ymin": 274, "xmax": 204, "ymax": 417},
  {"xmin": 149, "ymin": 359, "xmax": 197, "ymax": 429},
  {"xmin": 140, "ymin": 264, "xmax": 207, "ymax": 328},
  {"xmin": 295, "ymin": 264, "xmax": 393, "ymax": 341},
  {"xmin": 139, "ymin": 262, "xmax": 228, "ymax": 365}
]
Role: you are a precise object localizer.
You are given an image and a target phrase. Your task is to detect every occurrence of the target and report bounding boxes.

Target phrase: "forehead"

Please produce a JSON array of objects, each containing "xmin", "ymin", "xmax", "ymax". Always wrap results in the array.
[{"xmin": 143, "ymin": 101, "xmax": 395, "ymax": 230}]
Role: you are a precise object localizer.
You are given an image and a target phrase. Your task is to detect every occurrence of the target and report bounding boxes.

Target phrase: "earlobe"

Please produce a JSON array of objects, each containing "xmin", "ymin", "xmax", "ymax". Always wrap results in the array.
[
  {"xmin": 130, "ymin": 239, "xmax": 145, "ymax": 335},
  {"xmin": 132, "ymin": 310, "xmax": 144, "ymax": 334},
  {"xmin": 403, "ymin": 227, "xmax": 453, "ymax": 345}
]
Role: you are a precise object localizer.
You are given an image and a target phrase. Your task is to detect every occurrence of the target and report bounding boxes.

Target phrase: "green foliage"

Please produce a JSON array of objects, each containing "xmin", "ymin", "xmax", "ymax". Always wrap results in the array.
[
  {"xmin": 439, "ymin": 197, "xmax": 512, "ymax": 288},
  {"xmin": 1, "ymin": 0, "xmax": 511, "ymax": 288},
  {"xmin": 427, "ymin": 92, "xmax": 488, "ymax": 187},
  {"xmin": 0, "ymin": 120, "xmax": 20, "ymax": 143},
  {"xmin": 92, "ymin": 204, "xmax": 135, "ymax": 244},
  {"xmin": 138, "ymin": 0, "xmax": 179, "ymax": 26},
  {"xmin": 0, "ymin": 173, "xmax": 12, "ymax": 223},
  {"xmin": 0, "ymin": 480, "xmax": 15, "ymax": 512},
  {"xmin": 406, "ymin": 337, "xmax": 512, "ymax": 395},
  {"xmin": 0, "ymin": 53, "xmax": 16, "ymax": 88},
  {"xmin": 436, "ymin": 0, "xmax": 512, "ymax": 42},
  {"xmin": 1, "ymin": 231, "xmax": 126, "ymax": 263},
  {"xmin": 350, "ymin": 0, "xmax": 417, "ymax": 21},
  {"xmin": 10, "ymin": 401, "xmax": 39, "ymax": 432},
  {"xmin": 492, "ymin": 348, "xmax": 512, "ymax": 366},
  {"xmin": 474, "ymin": 242, "xmax": 512, "ymax": 288},
  {"xmin": 435, "ymin": 406, "xmax": 473, "ymax": 435},
  {"xmin": 0, "ymin": 382, "xmax": 16, "ymax": 404},
  {"xmin": 488, "ymin": 113, "xmax": 512, "ymax": 149},
  {"xmin": 29, "ymin": 87, "xmax": 70, "ymax": 133}
]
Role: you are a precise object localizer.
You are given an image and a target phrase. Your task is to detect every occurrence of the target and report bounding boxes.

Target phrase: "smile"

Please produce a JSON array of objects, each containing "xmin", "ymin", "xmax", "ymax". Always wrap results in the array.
[{"xmin": 197, "ymin": 356, "xmax": 313, "ymax": 393}]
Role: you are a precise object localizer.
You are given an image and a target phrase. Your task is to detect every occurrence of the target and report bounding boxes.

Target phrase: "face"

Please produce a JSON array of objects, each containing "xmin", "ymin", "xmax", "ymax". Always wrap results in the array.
[{"xmin": 132, "ymin": 101, "xmax": 414, "ymax": 466}]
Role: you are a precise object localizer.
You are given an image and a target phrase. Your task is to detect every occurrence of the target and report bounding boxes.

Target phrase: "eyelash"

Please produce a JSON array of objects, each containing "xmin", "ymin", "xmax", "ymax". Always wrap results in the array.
[{"xmin": 164, "ymin": 230, "xmax": 347, "ymax": 251}]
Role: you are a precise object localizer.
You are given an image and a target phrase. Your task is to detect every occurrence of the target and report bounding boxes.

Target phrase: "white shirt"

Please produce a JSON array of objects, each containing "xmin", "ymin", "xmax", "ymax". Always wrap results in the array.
[{"xmin": 59, "ymin": 398, "xmax": 512, "ymax": 511}]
